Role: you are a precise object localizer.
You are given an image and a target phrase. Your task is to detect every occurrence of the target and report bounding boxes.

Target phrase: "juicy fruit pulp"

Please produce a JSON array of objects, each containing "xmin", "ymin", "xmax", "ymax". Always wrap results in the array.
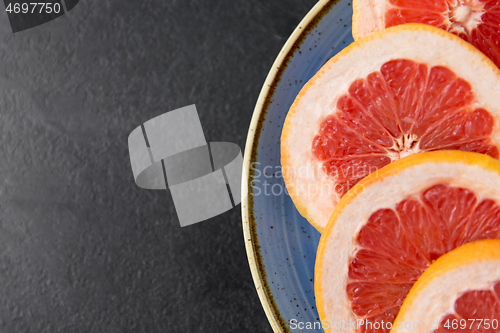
[
  {"xmin": 312, "ymin": 59, "xmax": 498, "ymax": 197},
  {"xmin": 347, "ymin": 183, "xmax": 500, "ymax": 332},
  {"xmin": 385, "ymin": 0, "xmax": 500, "ymax": 68},
  {"xmin": 434, "ymin": 280, "xmax": 500, "ymax": 332}
]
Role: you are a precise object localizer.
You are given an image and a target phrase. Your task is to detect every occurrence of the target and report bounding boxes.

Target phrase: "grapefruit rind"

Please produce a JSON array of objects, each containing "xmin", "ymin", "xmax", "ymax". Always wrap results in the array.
[
  {"xmin": 352, "ymin": 0, "xmax": 385, "ymax": 40},
  {"xmin": 390, "ymin": 239, "xmax": 500, "ymax": 333},
  {"xmin": 281, "ymin": 23, "xmax": 500, "ymax": 233},
  {"xmin": 315, "ymin": 151, "xmax": 500, "ymax": 333}
]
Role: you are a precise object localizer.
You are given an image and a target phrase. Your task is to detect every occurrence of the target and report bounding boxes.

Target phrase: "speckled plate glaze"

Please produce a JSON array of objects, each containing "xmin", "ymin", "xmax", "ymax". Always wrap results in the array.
[{"xmin": 241, "ymin": 0, "xmax": 354, "ymax": 332}]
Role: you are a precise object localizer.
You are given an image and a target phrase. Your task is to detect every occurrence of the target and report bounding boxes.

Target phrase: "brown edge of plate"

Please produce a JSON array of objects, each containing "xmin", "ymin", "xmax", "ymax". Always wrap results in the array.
[{"xmin": 241, "ymin": 1, "xmax": 339, "ymax": 332}]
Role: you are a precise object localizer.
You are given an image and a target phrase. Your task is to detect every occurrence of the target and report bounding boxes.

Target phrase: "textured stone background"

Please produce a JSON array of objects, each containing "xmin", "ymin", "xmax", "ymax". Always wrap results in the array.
[{"xmin": 0, "ymin": 0, "xmax": 318, "ymax": 332}]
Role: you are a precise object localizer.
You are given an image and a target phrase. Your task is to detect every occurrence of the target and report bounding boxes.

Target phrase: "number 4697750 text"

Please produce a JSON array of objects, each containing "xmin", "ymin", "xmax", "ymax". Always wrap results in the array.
[{"xmin": 5, "ymin": 3, "xmax": 61, "ymax": 14}]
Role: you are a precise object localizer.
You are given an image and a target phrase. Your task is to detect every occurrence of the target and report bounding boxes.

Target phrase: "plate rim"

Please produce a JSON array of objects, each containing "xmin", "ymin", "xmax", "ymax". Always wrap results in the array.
[{"xmin": 241, "ymin": 1, "xmax": 338, "ymax": 332}]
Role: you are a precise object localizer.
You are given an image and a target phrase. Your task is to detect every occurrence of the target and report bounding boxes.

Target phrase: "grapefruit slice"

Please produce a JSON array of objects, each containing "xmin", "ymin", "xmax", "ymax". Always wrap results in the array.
[
  {"xmin": 281, "ymin": 23, "xmax": 500, "ymax": 233},
  {"xmin": 352, "ymin": 0, "xmax": 500, "ymax": 69},
  {"xmin": 391, "ymin": 239, "xmax": 500, "ymax": 333},
  {"xmin": 315, "ymin": 151, "xmax": 500, "ymax": 333}
]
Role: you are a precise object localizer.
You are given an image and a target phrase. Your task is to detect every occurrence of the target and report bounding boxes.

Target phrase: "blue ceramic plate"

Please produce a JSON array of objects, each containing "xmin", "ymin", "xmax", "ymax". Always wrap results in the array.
[{"xmin": 242, "ymin": 1, "xmax": 355, "ymax": 332}]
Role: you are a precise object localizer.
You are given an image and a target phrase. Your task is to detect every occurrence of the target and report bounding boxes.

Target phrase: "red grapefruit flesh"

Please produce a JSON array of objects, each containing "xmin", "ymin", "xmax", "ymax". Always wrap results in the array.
[
  {"xmin": 391, "ymin": 239, "xmax": 500, "ymax": 333},
  {"xmin": 312, "ymin": 59, "xmax": 498, "ymax": 197},
  {"xmin": 282, "ymin": 25, "xmax": 500, "ymax": 233},
  {"xmin": 354, "ymin": 0, "xmax": 500, "ymax": 68},
  {"xmin": 385, "ymin": 0, "xmax": 500, "ymax": 70},
  {"xmin": 349, "ymin": 183, "xmax": 500, "ymax": 332},
  {"xmin": 434, "ymin": 281, "xmax": 500, "ymax": 332}
]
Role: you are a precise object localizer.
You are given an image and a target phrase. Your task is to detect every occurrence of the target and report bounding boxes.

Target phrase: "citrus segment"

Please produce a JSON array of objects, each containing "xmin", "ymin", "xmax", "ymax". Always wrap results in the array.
[
  {"xmin": 348, "ymin": 183, "xmax": 500, "ymax": 331},
  {"xmin": 312, "ymin": 59, "xmax": 498, "ymax": 197},
  {"xmin": 391, "ymin": 240, "xmax": 500, "ymax": 333},
  {"xmin": 354, "ymin": 0, "xmax": 500, "ymax": 68},
  {"xmin": 281, "ymin": 24, "xmax": 500, "ymax": 232},
  {"xmin": 315, "ymin": 151, "xmax": 500, "ymax": 333},
  {"xmin": 434, "ymin": 283, "xmax": 500, "ymax": 332}
]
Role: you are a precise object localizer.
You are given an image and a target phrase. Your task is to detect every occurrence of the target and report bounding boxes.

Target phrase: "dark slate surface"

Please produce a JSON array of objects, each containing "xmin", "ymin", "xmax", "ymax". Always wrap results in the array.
[{"xmin": 0, "ymin": 0, "xmax": 318, "ymax": 332}]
